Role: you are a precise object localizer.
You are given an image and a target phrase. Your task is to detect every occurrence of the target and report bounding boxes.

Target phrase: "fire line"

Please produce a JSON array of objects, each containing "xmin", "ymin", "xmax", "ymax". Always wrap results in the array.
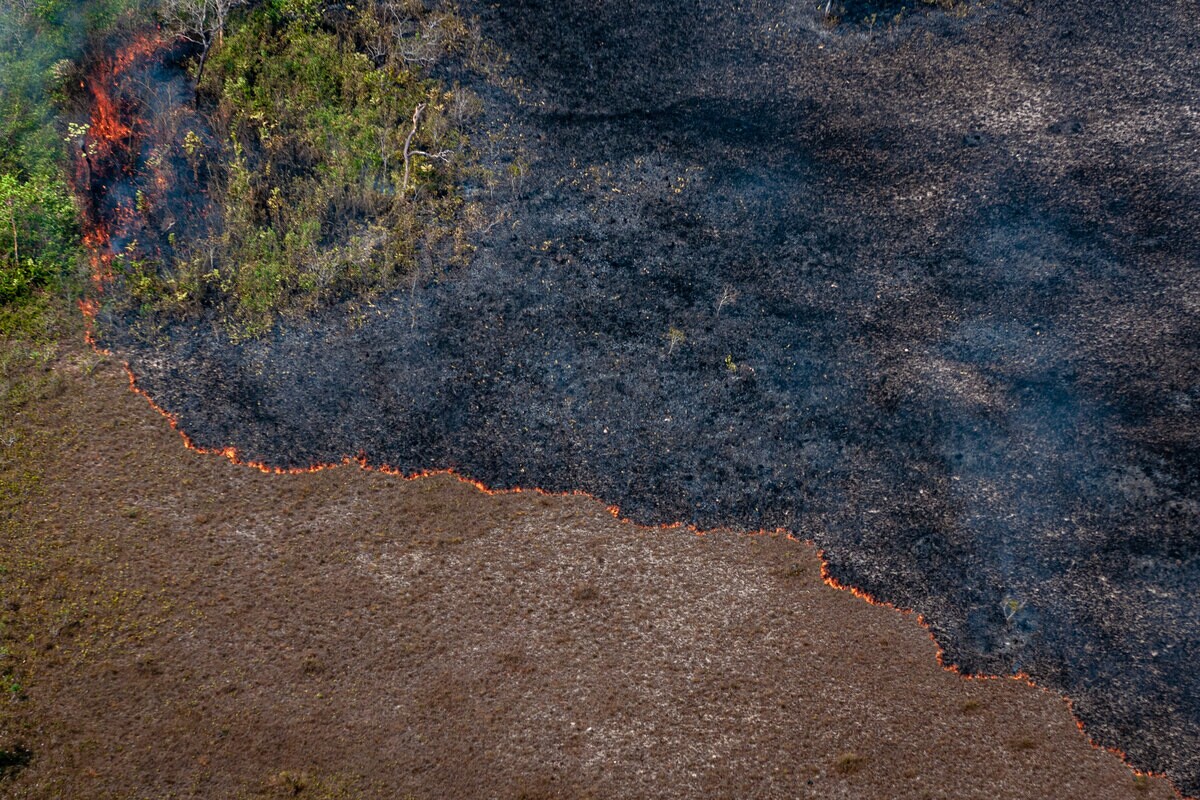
[{"xmin": 71, "ymin": 26, "xmax": 1187, "ymax": 800}]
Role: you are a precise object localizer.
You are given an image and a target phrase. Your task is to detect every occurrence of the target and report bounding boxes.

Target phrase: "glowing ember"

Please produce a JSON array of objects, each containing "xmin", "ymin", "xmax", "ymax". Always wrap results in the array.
[{"xmin": 71, "ymin": 32, "xmax": 172, "ymax": 342}]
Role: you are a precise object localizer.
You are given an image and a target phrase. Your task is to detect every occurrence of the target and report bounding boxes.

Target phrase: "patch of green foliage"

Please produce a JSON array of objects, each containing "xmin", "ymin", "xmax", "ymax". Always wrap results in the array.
[
  {"xmin": 153, "ymin": 0, "xmax": 483, "ymax": 336},
  {"xmin": 0, "ymin": 0, "xmax": 150, "ymax": 335},
  {"xmin": 0, "ymin": 173, "xmax": 78, "ymax": 305}
]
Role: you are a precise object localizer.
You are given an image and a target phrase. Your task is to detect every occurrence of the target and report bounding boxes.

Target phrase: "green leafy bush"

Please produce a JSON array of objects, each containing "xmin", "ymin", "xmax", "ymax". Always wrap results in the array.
[
  {"xmin": 0, "ymin": 173, "xmax": 78, "ymax": 304},
  {"xmin": 156, "ymin": 0, "xmax": 482, "ymax": 335}
]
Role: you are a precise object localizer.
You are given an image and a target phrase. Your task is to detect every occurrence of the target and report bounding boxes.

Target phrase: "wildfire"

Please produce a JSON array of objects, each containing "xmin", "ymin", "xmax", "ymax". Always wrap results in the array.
[
  {"xmin": 85, "ymin": 79, "xmax": 132, "ymax": 155},
  {"xmin": 81, "ymin": 223, "xmax": 115, "ymax": 290},
  {"xmin": 80, "ymin": 33, "xmax": 163, "ymax": 163},
  {"xmin": 69, "ymin": 27, "xmax": 1184, "ymax": 800},
  {"xmin": 73, "ymin": 32, "xmax": 168, "ymax": 326},
  {"xmin": 816, "ymin": 556, "xmax": 1181, "ymax": 793},
  {"xmin": 115, "ymin": 350, "xmax": 1187, "ymax": 798},
  {"xmin": 113, "ymin": 353, "xmax": 1190, "ymax": 798}
]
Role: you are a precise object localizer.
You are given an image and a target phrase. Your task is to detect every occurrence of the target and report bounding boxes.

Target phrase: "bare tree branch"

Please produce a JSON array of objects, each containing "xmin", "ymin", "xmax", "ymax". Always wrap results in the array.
[
  {"xmin": 401, "ymin": 102, "xmax": 426, "ymax": 193},
  {"xmin": 159, "ymin": 0, "xmax": 246, "ymax": 85}
]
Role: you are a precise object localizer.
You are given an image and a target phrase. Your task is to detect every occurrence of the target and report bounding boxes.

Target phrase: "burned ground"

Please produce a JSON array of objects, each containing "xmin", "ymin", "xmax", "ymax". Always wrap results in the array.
[
  {"xmin": 89, "ymin": 0, "xmax": 1200, "ymax": 793},
  {"xmin": 0, "ymin": 341, "xmax": 1177, "ymax": 798}
]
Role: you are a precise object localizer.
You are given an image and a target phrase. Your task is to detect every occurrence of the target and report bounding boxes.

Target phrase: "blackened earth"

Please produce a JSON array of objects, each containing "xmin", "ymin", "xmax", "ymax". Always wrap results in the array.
[{"xmin": 104, "ymin": 0, "xmax": 1200, "ymax": 793}]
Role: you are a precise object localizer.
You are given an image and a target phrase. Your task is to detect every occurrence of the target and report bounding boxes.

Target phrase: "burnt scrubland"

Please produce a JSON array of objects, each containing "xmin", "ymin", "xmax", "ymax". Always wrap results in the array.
[
  {"xmin": 3, "ymin": 0, "xmax": 1200, "ymax": 795},
  {"xmin": 69, "ymin": 0, "xmax": 512, "ymax": 338},
  {"xmin": 0, "ymin": 332, "xmax": 1180, "ymax": 798},
  {"xmin": 1, "ymin": 0, "xmax": 498, "ymax": 335}
]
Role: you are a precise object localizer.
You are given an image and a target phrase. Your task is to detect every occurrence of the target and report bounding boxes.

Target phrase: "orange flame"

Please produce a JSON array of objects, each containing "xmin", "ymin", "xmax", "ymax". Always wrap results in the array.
[
  {"xmin": 70, "ymin": 27, "xmax": 1189, "ymax": 800},
  {"xmin": 105, "ymin": 352, "xmax": 1192, "ymax": 799},
  {"xmin": 74, "ymin": 33, "xmax": 169, "ymax": 343},
  {"xmin": 82, "ymin": 34, "xmax": 162, "ymax": 159}
]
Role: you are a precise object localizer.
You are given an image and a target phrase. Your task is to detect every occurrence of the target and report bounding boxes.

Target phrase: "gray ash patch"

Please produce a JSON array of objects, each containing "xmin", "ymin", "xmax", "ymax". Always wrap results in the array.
[
  {"xmin": 820, "ymin": 0, "xmax": 968, "ymax": 28},
  {"xmin": 106, "ymin": 0, "xmax": 1200, "ymax": 793}
]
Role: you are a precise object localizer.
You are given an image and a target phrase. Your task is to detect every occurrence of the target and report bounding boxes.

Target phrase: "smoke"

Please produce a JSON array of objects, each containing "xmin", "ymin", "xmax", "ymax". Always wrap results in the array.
[
  {"xmin": 66, "ymin": 24, "xmax": 222, "ymax": 323},
  {"xmin": 0, "ymin": 0, "xmax": 158, "ymax": 164}
]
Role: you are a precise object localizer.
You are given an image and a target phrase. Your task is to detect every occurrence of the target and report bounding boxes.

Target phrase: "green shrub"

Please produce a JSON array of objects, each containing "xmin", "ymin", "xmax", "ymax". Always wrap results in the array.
[
  {"xmin": 0, "ymin": 172, "xmax": 78, "ymax": 304},
  {"xmin": 154, "ymin": 0, "xmax": 479, "ymax": 334}
]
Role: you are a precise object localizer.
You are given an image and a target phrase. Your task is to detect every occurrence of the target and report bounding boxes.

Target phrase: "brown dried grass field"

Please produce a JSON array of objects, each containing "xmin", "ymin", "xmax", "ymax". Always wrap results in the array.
[{"xmin": 0, "ymin": 340, "xmax": 1177, "ymax": 798}]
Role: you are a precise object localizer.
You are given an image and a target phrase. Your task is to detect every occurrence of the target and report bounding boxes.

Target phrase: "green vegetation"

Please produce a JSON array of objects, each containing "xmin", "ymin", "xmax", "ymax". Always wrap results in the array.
[
  {"xmin": 0, "ymin": 174, "xmax": 77, "ymax": 306},
  {"xmin": 131, "ymin": 0, "xmax": 493, "ymax": 336},
  {"xmin": 0, "ymin": 0, "xmax": 110, "ymax": 338},
  {"xmin": 2, "ymin": 0, "xmax": 500, "ymax": 340}
]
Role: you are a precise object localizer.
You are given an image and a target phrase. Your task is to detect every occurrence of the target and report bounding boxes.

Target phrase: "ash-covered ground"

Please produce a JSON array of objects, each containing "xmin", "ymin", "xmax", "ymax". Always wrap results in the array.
[{"xmin": 105, "ymin": 0, "xmax": 1200, "ymax": 792}]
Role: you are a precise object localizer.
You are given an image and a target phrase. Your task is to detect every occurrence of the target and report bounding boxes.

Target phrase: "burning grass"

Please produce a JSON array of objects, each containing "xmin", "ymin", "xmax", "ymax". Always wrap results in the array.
[
  {"xmin": 0, "ymin": 334, "xmax": 1181, "ymax": 798},
  {"xmin": 72, "ymin": 0, "xmax": 510, "ymax": 339}
]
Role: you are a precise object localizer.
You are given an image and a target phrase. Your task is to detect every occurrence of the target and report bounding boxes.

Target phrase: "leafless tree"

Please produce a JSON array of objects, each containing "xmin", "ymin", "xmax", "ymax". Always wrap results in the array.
[
  {"xmin": 396, "ymin": 12, "xmax": 457, "ymax": 66},
  {"xmin": 715, "ymin": 285, "xmax": 739, "ymax": 317},
  {"xmin": 401, "ymin": 103, "xmax": 451, "ymax": 194},
  {"xmin": 370, "ymin": 0, "xmax": 460, "ymax": 67},
  {"xmin": 160, "ymin": 0, "xmax": 247, "ymax": 85}
]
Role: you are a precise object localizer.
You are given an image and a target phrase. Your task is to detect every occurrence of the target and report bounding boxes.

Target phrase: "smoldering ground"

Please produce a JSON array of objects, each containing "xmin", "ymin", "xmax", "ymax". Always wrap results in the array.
[{"xmin": 91, "ymin": 0, "xmax": 1200, "ymax": 793}]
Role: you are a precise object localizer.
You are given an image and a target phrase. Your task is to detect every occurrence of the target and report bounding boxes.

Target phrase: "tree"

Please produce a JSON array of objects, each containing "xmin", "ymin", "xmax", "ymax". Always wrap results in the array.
[
  {"xmin": 0, "ymin": 172, "xmax": 78, "ymax": 303},
  {"xmin": 401, "ymin": 102, "xmax": 451, "ymax": 195},
  {"xmin": 159, "ymin": 0, "xmax": 246, "ymax": 85}
]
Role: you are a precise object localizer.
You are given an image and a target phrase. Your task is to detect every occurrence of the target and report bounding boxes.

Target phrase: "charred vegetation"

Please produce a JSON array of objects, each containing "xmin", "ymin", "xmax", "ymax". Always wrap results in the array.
[
  {"xmin": 70, "ymin": 0, "xmax": 502, "ymax": 338},
  {"xmin": 3, "ymin": 0, "xmax": 1200, "ymax": 795},
  {"xmin": 114, "ymin": 0, "xmax": 1200, "ymax": 793}
]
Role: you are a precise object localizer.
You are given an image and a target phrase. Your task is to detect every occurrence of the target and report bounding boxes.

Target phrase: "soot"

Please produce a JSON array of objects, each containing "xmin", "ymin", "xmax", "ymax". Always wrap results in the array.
[{"xmin": 90, "ymin": 0, "xmax": 1200, "ymax": 793}]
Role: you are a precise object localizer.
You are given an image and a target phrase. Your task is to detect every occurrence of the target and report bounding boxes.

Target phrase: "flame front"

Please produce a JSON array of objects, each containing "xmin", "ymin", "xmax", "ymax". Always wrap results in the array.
[
  {"xmin": 66, "ymin": 28, "xmax": 1188, "ymax": 800},
  {"xmin": 73, "ymin": 33, "xmax": 167, "ymax": 341}
]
